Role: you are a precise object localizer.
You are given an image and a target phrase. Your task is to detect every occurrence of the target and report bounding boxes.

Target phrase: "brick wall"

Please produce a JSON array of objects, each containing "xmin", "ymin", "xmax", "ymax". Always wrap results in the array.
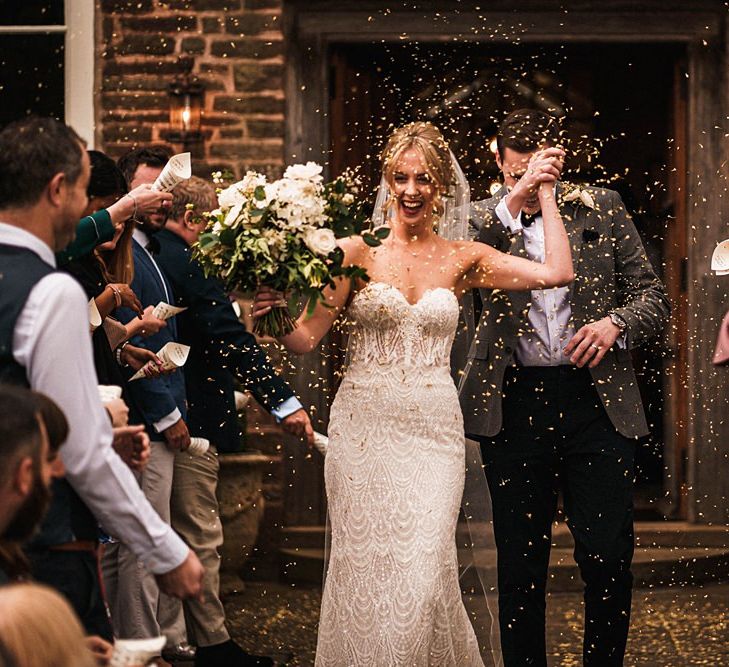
[
  {"xmin": 97, "ymin": 0, "xmax": 285, "ymax": 180},
  {"xmin": 97, "ymin": 0, "xmax": 291, "ymax": 574}
]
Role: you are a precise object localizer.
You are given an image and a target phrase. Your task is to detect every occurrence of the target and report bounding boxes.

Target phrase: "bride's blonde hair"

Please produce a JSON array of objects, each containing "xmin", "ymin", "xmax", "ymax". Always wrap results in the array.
[{"xmin": 380, "ymin": 122, "xmax": 455, "ymax": 221}]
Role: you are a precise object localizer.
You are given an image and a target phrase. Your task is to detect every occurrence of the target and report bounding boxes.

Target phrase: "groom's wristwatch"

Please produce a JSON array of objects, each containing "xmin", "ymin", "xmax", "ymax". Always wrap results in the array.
[{"xmin": 608, "ymin": 311, "xmax": 627, "ymax": 332}]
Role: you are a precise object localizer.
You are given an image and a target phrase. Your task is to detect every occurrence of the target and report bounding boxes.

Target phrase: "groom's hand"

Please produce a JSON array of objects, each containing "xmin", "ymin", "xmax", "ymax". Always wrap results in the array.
[
  {"xmin": 564, "ymin": 317, "xmax": 622, "ymax": 368},
  {"xmin": 506, "ymin": 147, "xmax": 565, "ymax": 216},
  {"xmin": 281, "ymin": 408, "xmax": 315, "ymax": 447}
]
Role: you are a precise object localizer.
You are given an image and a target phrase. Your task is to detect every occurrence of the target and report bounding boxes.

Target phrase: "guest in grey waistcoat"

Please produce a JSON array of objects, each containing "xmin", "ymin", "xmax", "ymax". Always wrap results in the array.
[{"xmin": 459, "ymin": 109, "xmax": 670, "ymax": 667}]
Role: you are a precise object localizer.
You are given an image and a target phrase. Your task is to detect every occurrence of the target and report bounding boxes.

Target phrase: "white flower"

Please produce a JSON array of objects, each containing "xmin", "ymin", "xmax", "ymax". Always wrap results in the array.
[
  {"xmin": 304, "ymin": 228, "xmax": 337, "ymax": 255},
  {"xmin": 240, "ymin": 171, "xmax": 267, "ymax": 192},
  {"xmin": 284, "ymin": 162, "xmax": 323, "ymax": 183},
  {"xmin": 218, "ymin": 183, "xmax": 246, "ymax": 208}
]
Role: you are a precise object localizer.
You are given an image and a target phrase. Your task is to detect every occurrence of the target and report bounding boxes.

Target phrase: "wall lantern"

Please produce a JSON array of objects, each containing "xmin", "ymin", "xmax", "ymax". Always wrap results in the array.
[{"xmin": 164, "ymin": 70, "xmax": 204, "ymax": 149}]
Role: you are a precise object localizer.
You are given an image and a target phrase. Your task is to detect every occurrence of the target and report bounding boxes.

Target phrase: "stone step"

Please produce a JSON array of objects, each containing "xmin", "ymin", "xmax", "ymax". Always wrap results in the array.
[
  {"xmin": 281, "ymin": 521, "xmax": 729, "ymax": 550},
  {"xmin": 279, "ymin": 522, "xmax": 729, "ymax": 591}
]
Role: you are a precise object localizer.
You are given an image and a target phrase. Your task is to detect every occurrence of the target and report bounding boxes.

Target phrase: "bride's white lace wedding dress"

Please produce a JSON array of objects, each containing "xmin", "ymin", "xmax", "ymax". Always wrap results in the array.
[{"xmin": 315, "ymin": 281, "xmax": 484, "ymax": 666}]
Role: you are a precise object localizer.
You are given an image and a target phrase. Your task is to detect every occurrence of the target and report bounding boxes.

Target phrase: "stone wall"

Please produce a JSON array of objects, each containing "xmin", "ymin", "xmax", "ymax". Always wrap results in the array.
[{"xmin": 97, "ymin": 0, "xmax": 285, "ymax": 179}]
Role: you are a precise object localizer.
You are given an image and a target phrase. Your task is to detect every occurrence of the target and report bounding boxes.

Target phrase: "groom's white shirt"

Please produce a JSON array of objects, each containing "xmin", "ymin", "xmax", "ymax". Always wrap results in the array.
[{"xmin": 495, "ymin": 198, "xmax": 576, "ymax": 366}]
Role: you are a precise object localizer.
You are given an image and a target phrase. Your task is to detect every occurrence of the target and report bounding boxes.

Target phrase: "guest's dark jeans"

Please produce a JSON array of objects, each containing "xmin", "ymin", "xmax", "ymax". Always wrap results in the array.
[
  {"xmin": 481, "ymin": 366, "xmax": 635, "ymax": 667},
  {"xmin": 27, "ymin": 548, "xmax": 113, "ymax": 641}
]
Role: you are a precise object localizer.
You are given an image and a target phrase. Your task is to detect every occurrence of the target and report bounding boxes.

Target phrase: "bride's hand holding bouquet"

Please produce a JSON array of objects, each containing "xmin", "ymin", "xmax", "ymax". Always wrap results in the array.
[{"xmin": 194, "ymin": 162, "xmax": 387, "ymax": 337}]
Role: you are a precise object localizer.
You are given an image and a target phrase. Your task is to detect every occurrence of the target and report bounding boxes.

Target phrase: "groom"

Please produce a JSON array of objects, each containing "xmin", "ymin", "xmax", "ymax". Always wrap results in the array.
[{"xmin": 460, "ymin": 109, "xmax": 670, "ymax": 666}]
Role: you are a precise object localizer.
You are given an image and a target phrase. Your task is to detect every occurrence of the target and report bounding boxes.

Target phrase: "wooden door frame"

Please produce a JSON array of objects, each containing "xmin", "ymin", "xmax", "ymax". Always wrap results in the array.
[{"xmin": 283, "ymin": 2, "xmax": 729, "ymax": 524}]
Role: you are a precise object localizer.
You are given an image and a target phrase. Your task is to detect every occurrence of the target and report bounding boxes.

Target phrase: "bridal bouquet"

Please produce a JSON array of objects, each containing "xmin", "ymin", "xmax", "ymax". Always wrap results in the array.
[{"xmin": 194, "ymin": 162, "xmax": 388, "ymax": 337}]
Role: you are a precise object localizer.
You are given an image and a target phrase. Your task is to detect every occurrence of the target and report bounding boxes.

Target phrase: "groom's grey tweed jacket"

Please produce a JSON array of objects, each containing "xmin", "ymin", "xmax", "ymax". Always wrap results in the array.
[{"xmin": 457, "ymin": 183, "xmax": 670, "ymax": 440}]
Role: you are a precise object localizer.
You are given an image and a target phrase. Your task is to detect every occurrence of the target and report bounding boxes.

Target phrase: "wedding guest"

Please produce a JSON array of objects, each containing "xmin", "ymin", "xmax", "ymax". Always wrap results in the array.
[
  {"xmin": 63, "ymin": 151, "xmax": 166, "ymax": 468},
  {"xmin": 155, "ymin": 176, "xmax": 314, "ymax": 667},
  {"xmin": 0, "ymin": 116, "xmax": 203, "ymax": 639},
  {"xmin": 0, "ymin": 386, "xmax": 64, "ymax": 583},
  {"xmin": 103, "ymin": 146, "xmax": 194, "ymax": 657},
  {"xmin": 0, "ymin": 583, "xmax": 98, "ymax": 667},
  {"xmin": 56, "ymin": 151, "xmax": 173, "ymax": 267},
  {"xmin": 0, "ymin": 389, "xmax": 117, "ymax": 667},
  {"xmin": 461, "ymin": 108, "xmax": 671, "ymax": 666}
]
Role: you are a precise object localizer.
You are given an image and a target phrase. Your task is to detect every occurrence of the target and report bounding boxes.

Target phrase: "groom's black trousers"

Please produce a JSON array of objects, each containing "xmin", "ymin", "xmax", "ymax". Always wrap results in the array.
[{"xmin": 479, "ymin": 365, "xmax": 634, "ymax": 667}]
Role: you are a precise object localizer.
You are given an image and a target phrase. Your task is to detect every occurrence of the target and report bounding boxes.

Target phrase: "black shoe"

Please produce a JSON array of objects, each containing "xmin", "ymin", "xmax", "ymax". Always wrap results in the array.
[
  {"xmin": 194, "ymin": 640, "xmax": 274, "ymax": 667},
  {"xmin": 162, "ymin": 641, "xmax": 197, "ymax": 662}
]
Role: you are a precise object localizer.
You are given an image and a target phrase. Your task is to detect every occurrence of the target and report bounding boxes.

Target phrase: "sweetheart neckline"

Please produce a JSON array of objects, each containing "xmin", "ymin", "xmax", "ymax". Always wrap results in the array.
[{"xmin": 357, "ymin": 281, "xmax": 457, "ymax": 308}]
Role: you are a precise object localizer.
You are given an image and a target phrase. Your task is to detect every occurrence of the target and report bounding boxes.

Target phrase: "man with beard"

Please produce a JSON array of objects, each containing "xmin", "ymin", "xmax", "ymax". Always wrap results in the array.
[
  {"xmin": 0, "ymin": 117, "xmax": 203, "ymax": 641},
  {"xmin": 0, "ymin": 386, "xmax": 63, "ymax": 582},
  {"xmin": 0, "ymin": 386, "xmax": 115, "ymax": 666}
]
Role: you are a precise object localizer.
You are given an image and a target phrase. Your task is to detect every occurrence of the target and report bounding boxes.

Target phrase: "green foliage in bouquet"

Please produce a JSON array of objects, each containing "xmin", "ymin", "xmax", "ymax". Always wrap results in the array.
[{"xmin": 194, "ymin": 163, "xmax": 389, "ymax": 337}]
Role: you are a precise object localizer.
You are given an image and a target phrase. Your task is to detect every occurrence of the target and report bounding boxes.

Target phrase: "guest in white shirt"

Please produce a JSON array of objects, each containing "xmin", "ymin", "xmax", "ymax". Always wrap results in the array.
[{"xmin": 0, "ymin": 117, "xmax": 203, "ymax": 639}]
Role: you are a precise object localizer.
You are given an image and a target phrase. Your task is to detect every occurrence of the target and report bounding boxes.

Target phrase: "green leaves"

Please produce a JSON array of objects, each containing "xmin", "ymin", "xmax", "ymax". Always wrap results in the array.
[
  {"xmin": 197, "ymin": 233, "xmax": 219, "ymax": 251},
  {"xmin": 219, "ymin": 228, "xmax": 236, "ymax": 246},
  {"xmin": 362, "ymin": 233, "xmax": 380, "ymax": 248},
  {"xmin": 361, "ymin": 227, "xmax": 390, "ymax": 247},
  {"xmin": 333, "ymin": 220, "xmax": 355, "ymax": 238}
]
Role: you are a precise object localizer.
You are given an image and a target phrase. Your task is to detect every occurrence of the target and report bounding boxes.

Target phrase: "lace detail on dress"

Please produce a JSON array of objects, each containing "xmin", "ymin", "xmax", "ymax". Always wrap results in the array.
[
  {"xmin": 345, "ymin": 282, "xmax": 458, "ymax": 369},
  {"xmin": 316, "ymin": 282, "xmax": 484, "ymax": 667}
]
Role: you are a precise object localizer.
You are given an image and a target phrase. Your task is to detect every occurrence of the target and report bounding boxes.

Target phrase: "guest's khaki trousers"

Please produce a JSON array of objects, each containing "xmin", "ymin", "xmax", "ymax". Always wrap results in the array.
[
  {"xmin": 102, "ymin": 441, "xmax": 180, "ymax": 640},
  {"xmin": 160, "ymin": 445, "xmax": 230, "ymax": 648}
]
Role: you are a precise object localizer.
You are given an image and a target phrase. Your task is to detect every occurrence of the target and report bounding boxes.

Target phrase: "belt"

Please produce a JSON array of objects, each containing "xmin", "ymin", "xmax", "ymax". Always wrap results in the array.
[{"xmin": 48, "ymin": 540, "xmax": 97, "ymax": 553}]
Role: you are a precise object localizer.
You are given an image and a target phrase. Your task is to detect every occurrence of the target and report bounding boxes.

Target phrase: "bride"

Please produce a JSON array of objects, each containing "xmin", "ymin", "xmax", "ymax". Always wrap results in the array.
[{"xmin": 253, "ymin": 122, "xmax": 572, "ymax": 666}]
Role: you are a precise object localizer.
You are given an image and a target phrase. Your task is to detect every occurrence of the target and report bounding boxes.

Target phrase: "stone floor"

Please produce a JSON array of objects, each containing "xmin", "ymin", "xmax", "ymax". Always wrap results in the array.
[{"xmin": 220, "ymin": 580, "xmax": 729, "ymax": 666}]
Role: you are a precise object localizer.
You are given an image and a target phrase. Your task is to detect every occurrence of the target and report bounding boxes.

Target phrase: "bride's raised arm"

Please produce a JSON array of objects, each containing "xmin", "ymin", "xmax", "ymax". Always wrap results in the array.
[
  {"xmin": 252, "ymin": 237, "xmax": 362, "ymax": 353},
  {"xmin": 461, "ymin": 182, "xmax": 573, "ymax": 292}
]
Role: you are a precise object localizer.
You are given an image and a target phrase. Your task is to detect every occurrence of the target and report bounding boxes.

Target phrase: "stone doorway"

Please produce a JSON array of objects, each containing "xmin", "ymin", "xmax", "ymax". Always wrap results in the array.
[
  {"xmin": 284, "ymin": 2, "xmax": 729, "ymax": 526},
  {"xmin": 327, "ymin": 40, "xmax": 681, "ymax": 518}
]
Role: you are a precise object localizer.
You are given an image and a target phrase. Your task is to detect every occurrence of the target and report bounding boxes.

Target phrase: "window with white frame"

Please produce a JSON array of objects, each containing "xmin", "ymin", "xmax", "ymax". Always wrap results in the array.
[{"xmin": 0, "ymin": 0, "xmax": 94, "ymax": 144}]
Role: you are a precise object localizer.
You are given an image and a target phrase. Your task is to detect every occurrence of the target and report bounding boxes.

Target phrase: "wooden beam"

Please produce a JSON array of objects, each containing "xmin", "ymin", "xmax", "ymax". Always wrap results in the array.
[
  {"xmin": 685, "ymin": 38, "xmax": 729, "ymax": 524},
  {"xmin": 296, "ymin": 11, "xmax": 722, "ymax": 44}
]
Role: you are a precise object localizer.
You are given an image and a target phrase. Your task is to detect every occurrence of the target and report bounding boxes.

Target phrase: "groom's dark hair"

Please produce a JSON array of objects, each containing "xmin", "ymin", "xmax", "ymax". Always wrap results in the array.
[{"xmin": 496, "ymin": 109, "xmax": 560, "ymax": 158}]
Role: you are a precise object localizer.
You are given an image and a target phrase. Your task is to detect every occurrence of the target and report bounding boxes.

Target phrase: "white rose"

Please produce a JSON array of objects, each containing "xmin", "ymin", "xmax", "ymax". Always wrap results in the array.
[
  {"xmin": 284, "ymin": 161, "xmax": 323, "ymax": 183},
  {"xmin": 304, "ymin": 228, "xmax": 337, "ymax": 255}
]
